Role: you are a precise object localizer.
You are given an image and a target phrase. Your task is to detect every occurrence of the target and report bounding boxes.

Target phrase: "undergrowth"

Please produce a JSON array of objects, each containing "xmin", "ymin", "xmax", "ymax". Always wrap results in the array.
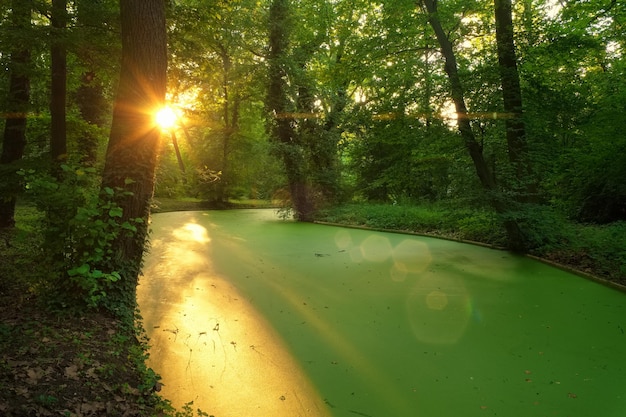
[
  {"xmin": 0, "ymin": 203, "xmax": 206, "ymax": 416},
  {"xmin": 315, "ymin": 202, "xmax": 626, "ymax": 285}
]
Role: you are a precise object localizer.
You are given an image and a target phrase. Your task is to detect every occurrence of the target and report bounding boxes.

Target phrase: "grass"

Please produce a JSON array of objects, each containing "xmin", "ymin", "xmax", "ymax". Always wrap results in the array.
[
  {"xmin": 315, "ymin": 202, "xmax": 626, "ymax": 285},
  {"xmin": 315, "ymin": 202, "xmax": 507, "ymax": 245}
]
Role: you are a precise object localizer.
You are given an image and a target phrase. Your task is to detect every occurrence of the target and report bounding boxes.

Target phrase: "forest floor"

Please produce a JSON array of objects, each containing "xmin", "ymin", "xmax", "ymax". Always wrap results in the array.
[
  {"xmin": 0, "ymin": 206, "xmax": 185, "ymax": 417},
  {"xmin": 0, "ymin": 288, "xmax": 165, "ymax": 416},
  {"xmin": 1, "ymin": 199, "xmax": 623, "ymax": 416}
]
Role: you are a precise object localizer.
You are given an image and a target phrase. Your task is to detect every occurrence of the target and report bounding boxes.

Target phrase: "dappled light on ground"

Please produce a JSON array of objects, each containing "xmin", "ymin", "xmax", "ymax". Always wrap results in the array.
[{"xmin": 140, "ymin": 210, "xmax": 626, "ymax": 417}]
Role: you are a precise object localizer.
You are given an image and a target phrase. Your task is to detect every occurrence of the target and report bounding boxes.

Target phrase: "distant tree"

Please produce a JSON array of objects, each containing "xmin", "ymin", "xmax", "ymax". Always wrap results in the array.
[
  {"xmin": 73, "ymin": 0, "xmax": 120, "ymax": 165},
  {"xmin": 99, "ymin": 0, "xmax": 167, "ymax": 300},
  {"xmin": 0, "ymin": 0, "xmax": 33, "ymax": 228},
  {"xmin": 494, "ymin": 0, "xmax": 536, "ymax": 202},
  {"xmin": 266, "ymin": 0, "xmax": 314, "ymax": 220},
  {"xmin": 421, "ymin": 0, "xmax": 529, "ymax": 251},
  {"xmin": 164, "ymin": 0, "xmax": 269, "ymax": 202},
  {"xmin": 50, "ymin": 0, "xmax": 68, "ymax": 163}
]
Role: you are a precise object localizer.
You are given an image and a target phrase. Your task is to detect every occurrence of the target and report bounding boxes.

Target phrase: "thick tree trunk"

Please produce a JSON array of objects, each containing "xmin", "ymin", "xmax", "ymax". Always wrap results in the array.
[
  {"xmin": 422, "ymin": 0, "xmax": 528, "ymax": 251},
  {"xmin": 50, "ymin": 0, "xmax": 67, "ymax": 163},
  {"xmin": 267, "ymin": 0, "xmax": 313, "ymax": 221},
  {"xmin": 100, "ymin": 0, "xmax": 167, "ymax": 283},
  {"xmin": 0, "ymin": 0, "xmax": 32, "ymax": 229},
  {"xmin": 494, "ymin": 0, "xmax": 537, "ymax": 202}
]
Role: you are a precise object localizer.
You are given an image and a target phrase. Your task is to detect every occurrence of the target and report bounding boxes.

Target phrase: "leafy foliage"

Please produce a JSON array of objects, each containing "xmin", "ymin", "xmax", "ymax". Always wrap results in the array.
[
  {"xmin": 19, "ymin": 164, "xmax": 141, "ymax": 314},
  {"xmin": 316, "ymin": 201, "xmax": 625, "ymax": 283}
]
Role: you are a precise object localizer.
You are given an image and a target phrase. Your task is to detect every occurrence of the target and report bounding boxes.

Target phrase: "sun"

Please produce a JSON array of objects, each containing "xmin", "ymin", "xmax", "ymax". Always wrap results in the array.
[{"xmin": 155, "ymin": 106, "xmax": 177, "ymax": 130}]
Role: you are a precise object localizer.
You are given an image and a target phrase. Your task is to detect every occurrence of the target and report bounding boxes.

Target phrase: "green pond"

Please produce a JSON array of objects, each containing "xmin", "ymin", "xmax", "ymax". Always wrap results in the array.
[{"xmin": 138, "ymin": 209, "xmax": 626, "ymax": 417}]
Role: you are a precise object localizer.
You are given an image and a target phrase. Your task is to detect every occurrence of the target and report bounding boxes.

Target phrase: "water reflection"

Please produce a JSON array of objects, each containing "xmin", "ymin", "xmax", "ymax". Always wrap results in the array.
[
  {"xmin": 171, "ymin": 222, "xmax": 212, "ymax": 243},
  {"xmin": 138, "ymin": 214, "xmax": 330, "ymax": 417},
  {"xmin": 141, "ymin": 210, "xmax": 626, "ymax": 417}
]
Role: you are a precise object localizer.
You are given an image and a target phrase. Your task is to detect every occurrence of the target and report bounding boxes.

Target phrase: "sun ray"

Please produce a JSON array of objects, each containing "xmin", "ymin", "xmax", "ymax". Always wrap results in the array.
[{"xmin": 155, "ymin": 106, "xmax": 177, "ymax": 130}]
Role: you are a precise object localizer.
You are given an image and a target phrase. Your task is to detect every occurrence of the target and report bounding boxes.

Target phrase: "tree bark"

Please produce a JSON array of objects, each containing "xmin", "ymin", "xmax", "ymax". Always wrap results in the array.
[
  {"xmin": 215, "ymin": 44, "xmax": 233, "ymax": 203},
  {"xmin": 100, "ymin": 0, "xmax": 167, "ymax": 282},
  {"xmin": 267, "ymin": 0, "xmax": 314, "ymax": 221},
  {"xmin": 422, "ymin": 0, "xmax": 496, "ymax": 191},
  {"xmin": 494, "ymin": 0, "xmax": 537, "ymax": 202},
  {"xmin": 74, "ymin": 0, "xmax": 112, "ymax": 165},
  {"xmin": 0, "ymin": 0, "xmax": 32, "ymax": 229},
  {"xmin": 75, "ymin": 72, "xmax": 104, "ymax": 165},
  {"xmin": 421, "ymin": 0, "xmax": 528, "ymax": 251},
  {"xmin": 50, "ymin": 0, "xmax": 67, "ymax": 163}
]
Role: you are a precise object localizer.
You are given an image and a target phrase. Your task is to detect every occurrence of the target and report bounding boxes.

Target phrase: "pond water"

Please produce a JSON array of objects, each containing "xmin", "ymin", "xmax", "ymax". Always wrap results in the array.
[{"xmin": 138, "ymin": 209, "xmax": 626, "ymax": 417}]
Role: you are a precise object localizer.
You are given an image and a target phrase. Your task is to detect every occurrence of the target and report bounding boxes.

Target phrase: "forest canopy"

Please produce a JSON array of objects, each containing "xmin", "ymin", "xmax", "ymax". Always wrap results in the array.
[{"xmin": 1, "ymin": 0, "xmax": 626, "ymax": 308}]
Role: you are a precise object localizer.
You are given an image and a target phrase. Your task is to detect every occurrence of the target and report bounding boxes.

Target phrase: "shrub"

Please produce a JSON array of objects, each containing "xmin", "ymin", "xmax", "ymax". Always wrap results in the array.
[
  {"xmin": 457, "ymin": 210, "xmax": 505, "ymax": 244},
  {"xmin": 19, "ymin": 164, "xmax": 141, "ymax": 313}
]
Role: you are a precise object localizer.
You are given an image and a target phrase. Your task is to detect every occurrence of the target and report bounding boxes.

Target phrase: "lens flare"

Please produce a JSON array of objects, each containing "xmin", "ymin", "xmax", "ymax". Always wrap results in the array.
[{"xmin": 155, "ymin": 106, "xmax": 177, "ymax": 130}]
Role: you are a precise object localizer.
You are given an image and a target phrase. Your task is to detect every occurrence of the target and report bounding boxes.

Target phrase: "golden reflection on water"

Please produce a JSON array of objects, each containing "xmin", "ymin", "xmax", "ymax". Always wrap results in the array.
[
  {"xmin": 138, "ymin": 219, "xmax": 331, "ymax": 417},
  {"xmin": 225, "ymin": 239, "xmax": 419, "ymax": 417},
  {"xmin": 171, "ymin": 222, "xmax": 211, "ymax": 243}
]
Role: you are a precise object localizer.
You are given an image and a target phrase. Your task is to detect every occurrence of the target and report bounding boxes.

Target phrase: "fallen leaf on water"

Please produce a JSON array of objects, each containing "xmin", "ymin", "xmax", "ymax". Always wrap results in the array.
[
  {"xmin": 568, "ymin": 392, "xmax": 577, "ymax": 399},
  {"xmin": 524, "ymin": 370, "xmax": 532, "ymax": 374}
]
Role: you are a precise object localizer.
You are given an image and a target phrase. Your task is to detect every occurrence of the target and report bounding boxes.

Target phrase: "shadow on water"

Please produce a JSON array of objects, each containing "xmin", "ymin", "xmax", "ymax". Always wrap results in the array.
[{"xmin": 138, "ymin": 209, "xmax": 626, "ymax": 417}]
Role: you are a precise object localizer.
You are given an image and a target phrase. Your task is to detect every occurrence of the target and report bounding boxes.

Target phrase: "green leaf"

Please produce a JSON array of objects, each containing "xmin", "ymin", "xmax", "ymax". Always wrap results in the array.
[
  {"xmin": 109, "ymin": 207, "xmax": 123, "ymax": 218},
  {"xmin": 108, "ymin": 271, "xmax": 121, "ymax": 282},
  {"xmin": 124, "ymin": 178, "xmax": 135, "ymax": 185},
  {"xmin": 68, "ymin": 263, "xmax": 90, "ymax": 277},
  {"xmin": 104, "ymin": 187, "xmax": 115, "ymax": 196},
  {"xmin": 121, "ymin": 222, "xmax": 137, "ymax": 232}
]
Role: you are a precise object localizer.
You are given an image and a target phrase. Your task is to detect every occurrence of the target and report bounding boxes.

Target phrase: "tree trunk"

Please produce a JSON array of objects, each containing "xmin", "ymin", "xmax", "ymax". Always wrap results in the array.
[
  {"xmin": 267, "ymin": 0, "xmax": 313, "ymax": 221},
  {"xmin": 50, "ymin": 0, "xmax": 67, "ymax": 163},
  {"xmin": 215, "ymin": 44, "xmax": 233, "ymax": 203},
  {"xmin": 494, "ymin": 0, "xmax": 537, "ymax": 202},
  {"xmin": 0, "ymin": 0, "xmax": 32, "ymax": 229},
  {"xmin": 100, "ymin": 0, "xmax": 167, "ymax": 290},
  {"xmin": 422, "ymin": 0, "xmax": 528, "ymax": 251},
  {"xmin": 422, "ymin": 0, "xmax": 496, "ymax": 191},
  {"xmin": 75, "ymin": 72, "xmax": 104, "ymax": 165},
  {"xmin": 74, "ymin": 1, "xmax": 110, "ymax": 165}
]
